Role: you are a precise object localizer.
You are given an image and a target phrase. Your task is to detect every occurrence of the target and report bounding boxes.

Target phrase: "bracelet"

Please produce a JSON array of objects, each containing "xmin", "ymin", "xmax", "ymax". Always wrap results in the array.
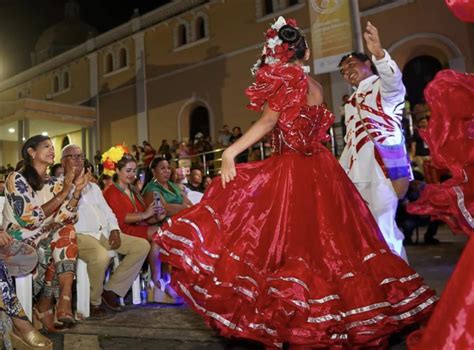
[{"xmin": 72, "ymin": 193, "xmax": 81, "ymax": 201}]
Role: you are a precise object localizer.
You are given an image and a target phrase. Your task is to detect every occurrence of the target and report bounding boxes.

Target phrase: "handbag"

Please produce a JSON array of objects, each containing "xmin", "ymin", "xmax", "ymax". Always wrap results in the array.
[
  {"xmin": 356, "ymin": 102, "xmax": 411, "ymax": 199},
  {"xmin": 0, "ymin": 241, "xmax": 38, "ymax": 277}
]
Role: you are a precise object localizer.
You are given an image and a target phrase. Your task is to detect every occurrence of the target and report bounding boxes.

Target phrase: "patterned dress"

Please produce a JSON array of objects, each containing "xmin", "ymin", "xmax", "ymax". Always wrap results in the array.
[
  {"xmin": 3, "ymin": 172, "xmax": 78, "ymax": 298},
  {"xmin": 0, "ymin": 260, "xmax": 28, "ymax": 349}
]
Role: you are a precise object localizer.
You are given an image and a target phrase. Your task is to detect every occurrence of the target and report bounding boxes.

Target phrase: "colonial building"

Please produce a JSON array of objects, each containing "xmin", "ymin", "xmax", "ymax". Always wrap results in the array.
[{"xmin": 0, "ymin": 0, "xmax": 472, "ymax": 165}]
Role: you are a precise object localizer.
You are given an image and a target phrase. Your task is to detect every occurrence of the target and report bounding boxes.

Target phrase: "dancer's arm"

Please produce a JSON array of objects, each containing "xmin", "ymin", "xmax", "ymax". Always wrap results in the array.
[
  {"xmin": 365, "ymin": 21, "xmax": 405, "ymax": 97},
  {"xmin": 221, "ymin": 105, "xmax": 280, "ymax": 187}
]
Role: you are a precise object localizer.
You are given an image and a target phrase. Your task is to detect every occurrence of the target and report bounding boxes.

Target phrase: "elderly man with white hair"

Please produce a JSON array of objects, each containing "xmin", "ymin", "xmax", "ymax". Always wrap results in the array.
[{"xmin": 60, "ymin": 145, "xmax": 150, "ymax": 317}]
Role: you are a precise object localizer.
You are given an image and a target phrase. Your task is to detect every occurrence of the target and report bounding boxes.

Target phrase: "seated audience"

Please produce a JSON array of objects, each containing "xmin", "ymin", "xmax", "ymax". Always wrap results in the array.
[{"xmin": 102, "ymin": 151, "xmax": 176, "ymax": 303}]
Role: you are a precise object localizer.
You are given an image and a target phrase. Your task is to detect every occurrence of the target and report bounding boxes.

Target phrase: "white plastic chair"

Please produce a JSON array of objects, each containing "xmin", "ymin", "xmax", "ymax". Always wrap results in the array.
[
  {"xmin": 76, "ymin": 250, "xmax": 141, "ymax": 319},
  {"xmin": 15, "ymin": 274, "xmax": 33, "ymax": 321}
]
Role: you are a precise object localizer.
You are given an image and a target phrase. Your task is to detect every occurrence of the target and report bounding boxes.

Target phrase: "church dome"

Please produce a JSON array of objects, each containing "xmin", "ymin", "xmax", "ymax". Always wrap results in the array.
[{"xmin": 33, "ymin": 0, "xmax": 97, "ymax": 64}]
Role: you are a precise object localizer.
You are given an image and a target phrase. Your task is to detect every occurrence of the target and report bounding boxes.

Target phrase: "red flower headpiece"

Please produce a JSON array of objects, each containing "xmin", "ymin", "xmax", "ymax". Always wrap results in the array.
[
  {"xmin": 251, "ymin": 16, "xmax": 300, "ymax": 76},
  {"xmin": 101, "ymin": 144, "xmax": 130, "ymax": 176}
]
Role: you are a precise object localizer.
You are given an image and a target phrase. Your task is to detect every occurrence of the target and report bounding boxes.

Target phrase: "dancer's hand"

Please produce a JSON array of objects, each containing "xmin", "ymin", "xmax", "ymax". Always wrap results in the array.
[
  {"xmin": 221, "ymin": 150, "xmax": 236, "ymax": 189},
  {"xmin": 0, "ymin": 230, "xmax": 12, "ymax": 247},
  {"xmin": 364, "ymin": 21, "xmax": 385, "ymax": 60}
]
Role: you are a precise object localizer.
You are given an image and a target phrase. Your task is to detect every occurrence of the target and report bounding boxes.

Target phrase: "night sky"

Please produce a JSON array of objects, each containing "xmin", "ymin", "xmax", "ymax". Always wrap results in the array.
[{"xmin": 0, "ymin": 0, "xmax": 171, "ymax": 79}]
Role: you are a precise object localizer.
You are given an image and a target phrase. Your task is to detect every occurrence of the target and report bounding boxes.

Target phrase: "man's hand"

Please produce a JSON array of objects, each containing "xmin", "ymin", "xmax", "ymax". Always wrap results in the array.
[
  {"xmin": 63, "ymin": 158, "xmax": 76, "ymax": 191},
  {"xmin": 0, "ymin": 230, "xmax": 12, "ymax": 247},
  {"xmin": 364, "ymin": 21, "xmax": 385, "ymax": 60},
  {"xmin": 109, "ymin": 230, "xmax": 121, "ymax": 250},
  {"xmin": 73, "ymin": 168, "xmax": 89, "ymax": 192}
]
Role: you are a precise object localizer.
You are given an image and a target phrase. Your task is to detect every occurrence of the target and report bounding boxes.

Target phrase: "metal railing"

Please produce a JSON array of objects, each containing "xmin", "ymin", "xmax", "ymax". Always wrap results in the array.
[{"xmin": 165, "ymin": 141, "xmax": 271, "ymax": 176}]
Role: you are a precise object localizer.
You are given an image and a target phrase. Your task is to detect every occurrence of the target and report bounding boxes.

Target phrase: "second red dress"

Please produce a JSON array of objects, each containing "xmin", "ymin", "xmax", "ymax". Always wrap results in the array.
[{"xmin": 154, "ymin": 64, "xmax": 437, "ymax": 348}]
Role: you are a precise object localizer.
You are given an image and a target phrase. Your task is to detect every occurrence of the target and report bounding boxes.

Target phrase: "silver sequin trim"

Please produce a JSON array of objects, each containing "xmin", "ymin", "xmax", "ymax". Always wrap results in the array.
[
  {"xmin": 162, "ymin": 230, "xmax": 194, "ymax": 247},
  {"xmin": 308, "ymin": 294, "xmax": 340, "ymax": 304},
  {"xmin": 193, "ymin": 285, "xmax": 211, "ymax": 298},
  {"xmin": 391, "ymin": 285, "xmax": 429, "ymax": 308},
  {"xmin": 235, "ymin": 286, "xmax": 256, "ymax": 300},
  {"xmin": 380, "ymin": 273, "xmax": 419, "ymax": 285},
  {"xmin": 230, "ymin": 253, "xmax": 241, "ymax": 261},
  {"xmin": 363, "ymin": 253, "xmax": 377, "ymax": 262},
  {"xmin": 204, "ymin": 205, "xmax": 222, "ymax": 229},
  {"xmin": 177, "ymin": 218, "xmax": 204, "ymax": 243},
  {"xmin": 237, "ymin": 275, "xmax": 258, "ymax": 287},
  {"xmin": 341, "ymin": 302, "xmax": 390, "ymax": 317},
  {"xmin": 291, "ymin": 299, "xmax": 310, "ymax": 309},
  {"xmin": 391, "ymin": 295, "xmax": 438, "ymax": 321},
  {"xmin": 179, "ymin": 282, "xmax": 243, "ymax": 332},
  {"xmin": 454, "ymin": 186, "xmax": 474, "ymax": 228},
  {"xmin": 248, "ymin": 323, "xmax": 277, "ymax": 336},
  {"xmin": 347, "ymin": 314, "xmax": 387, "ymax": 329},
  {"xmin": 308, "ymin": 314, "xmax": 342, "ymax": 323},
  {"xmin": 267, "ymin": 276, "xmax": 309, "ymax": 291},
  {"xmin": 341, "ymin": 272, "xmax": 355, "ymax": 279}
]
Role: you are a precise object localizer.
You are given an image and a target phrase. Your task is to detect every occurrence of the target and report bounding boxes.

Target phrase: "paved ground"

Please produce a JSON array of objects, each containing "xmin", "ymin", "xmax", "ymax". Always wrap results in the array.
[{"xmin": 43, "ymin": 226, "xmax": 466, "ymax": 350}]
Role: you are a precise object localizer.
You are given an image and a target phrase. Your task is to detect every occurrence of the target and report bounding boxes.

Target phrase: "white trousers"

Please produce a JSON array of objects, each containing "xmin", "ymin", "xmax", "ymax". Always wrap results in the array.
[{"xmin": 354, "ymin": 178, "xmax": 408, "ymax": 263}]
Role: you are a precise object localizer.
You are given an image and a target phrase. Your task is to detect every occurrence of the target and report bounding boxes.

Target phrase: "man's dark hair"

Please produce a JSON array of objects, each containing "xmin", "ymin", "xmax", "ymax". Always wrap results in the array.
[{"xmin": 338, "ymin": 52, "xmax": 378, "ymax": 75}]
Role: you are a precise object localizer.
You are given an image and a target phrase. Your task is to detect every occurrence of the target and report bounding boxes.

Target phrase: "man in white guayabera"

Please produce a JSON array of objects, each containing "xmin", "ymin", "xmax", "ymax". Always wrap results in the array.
[{"xmin": 338, "ymin": 22, "xmax": 411, "ymax": 262}]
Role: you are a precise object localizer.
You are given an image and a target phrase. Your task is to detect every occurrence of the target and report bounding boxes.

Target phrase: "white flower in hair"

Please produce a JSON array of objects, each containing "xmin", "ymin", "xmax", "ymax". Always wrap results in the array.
[
  {"xmin": 271, "ymin": 16, "xmax": 287, "ymax": 31},
  {"xmin": 267, "ymin": 37, "xmax": 283, "ymax": 51},
  {"xmin": 264, "ymin": 56, "xmax": 279, "ymax": 65}
]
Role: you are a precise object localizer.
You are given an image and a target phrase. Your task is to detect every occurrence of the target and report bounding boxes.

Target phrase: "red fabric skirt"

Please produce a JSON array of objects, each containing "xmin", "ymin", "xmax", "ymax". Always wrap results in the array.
[{"xmin": 155, "ymin": 147, "xmax": 436, "ymax": 348}]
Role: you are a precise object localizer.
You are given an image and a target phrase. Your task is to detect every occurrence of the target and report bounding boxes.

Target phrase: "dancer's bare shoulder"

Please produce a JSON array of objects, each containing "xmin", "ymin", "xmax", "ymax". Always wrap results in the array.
[{"xmin": 307, "ymin": 76, "xmax": 323, "ymax": 106}]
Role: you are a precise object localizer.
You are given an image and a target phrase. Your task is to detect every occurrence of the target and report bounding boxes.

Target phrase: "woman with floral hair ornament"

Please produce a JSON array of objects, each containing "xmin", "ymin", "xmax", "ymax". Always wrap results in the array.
[
  {"xmin": 153, "ymin": 17, "xmax": 437, "ymax": 348},
  {"xmin": 102, "ymin": 146, "xmax": 180, "ymax": 303}
]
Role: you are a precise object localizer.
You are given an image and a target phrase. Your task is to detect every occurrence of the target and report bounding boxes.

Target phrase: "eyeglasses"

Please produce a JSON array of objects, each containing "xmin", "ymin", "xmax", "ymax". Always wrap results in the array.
[{"xmin": 63, "ymin": 154, "xmax": 85, "ymax": 161}]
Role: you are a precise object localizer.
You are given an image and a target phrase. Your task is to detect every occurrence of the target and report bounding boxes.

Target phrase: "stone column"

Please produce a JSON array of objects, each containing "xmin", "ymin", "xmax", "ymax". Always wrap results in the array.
[
  {"xmin": 87, "ymin": 51, "xmax": 99, "ymax": 157},
  {"xmin": 133, "ymin": 32, "xmax": 149, "ymax": 144}
]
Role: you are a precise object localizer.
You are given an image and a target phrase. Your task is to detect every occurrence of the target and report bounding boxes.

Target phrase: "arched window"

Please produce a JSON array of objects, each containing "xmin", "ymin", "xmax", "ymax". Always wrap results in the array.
[
  {"xmin": 118, "ymin": 48, "xmax": 127, "ymax": 68},
  {"xmin": 61, "ymin": 136, "xmax": 70, "ymax": 149},
  {"xmin": 189, "ymin": 106, "xmax": 210, "ymax": 141},
  {"xmin": 53, "ymin": 75, "xmax": 59, "ymax": 93},
  {"xmin": 63, "ymin": 71, "xmax": 70, "ymax": 89},
  {"xmin": 264, "ymin": 0, "xmax": 274, "ymax": 14},
  {"xmin": 195, "ymin": 16, "xmax": 206, "ymax": 40},
  {"xmin": 105, "ymin": 53, "xmax": 114, "ymax": 73},
  {"xmin": 178, "ymin": 24, "xmax": 187, "ymax": 46}
]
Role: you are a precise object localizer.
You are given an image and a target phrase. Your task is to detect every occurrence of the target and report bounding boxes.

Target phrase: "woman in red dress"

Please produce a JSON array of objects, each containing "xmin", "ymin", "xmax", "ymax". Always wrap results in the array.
[{"xmin": 154, "ymin": 17, "xmax": 437, "ymax": 349}]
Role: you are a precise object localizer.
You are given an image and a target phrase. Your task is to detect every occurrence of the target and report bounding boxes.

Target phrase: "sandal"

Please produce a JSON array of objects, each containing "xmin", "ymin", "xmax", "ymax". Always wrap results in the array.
[
  {"xmin": 33, "ymin": 308, "xmax": 65, "ymax": 333},
  {"xmin": 11, "ymin": 325, "xmax": 52, "ymax": 350},
  {"xmin": 55, "ymin": 295, "xmax": 74, "ymax": 327}
]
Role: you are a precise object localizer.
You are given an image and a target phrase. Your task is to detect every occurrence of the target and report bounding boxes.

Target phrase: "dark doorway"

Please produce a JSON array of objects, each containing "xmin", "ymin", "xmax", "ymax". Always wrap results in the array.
[
  {"xmin": 402, "ymin": 55, "xmax": 443, "ymax": 108},
  {"xmin": 189, "ymin": 106, "xmax": 210, "ymax": 141}
]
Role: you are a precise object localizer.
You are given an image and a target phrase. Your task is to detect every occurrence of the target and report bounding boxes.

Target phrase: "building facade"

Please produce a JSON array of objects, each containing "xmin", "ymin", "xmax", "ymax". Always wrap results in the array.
[{"xmin": 0, "ymin": 0, "xmax": 472, "ymax": 165}]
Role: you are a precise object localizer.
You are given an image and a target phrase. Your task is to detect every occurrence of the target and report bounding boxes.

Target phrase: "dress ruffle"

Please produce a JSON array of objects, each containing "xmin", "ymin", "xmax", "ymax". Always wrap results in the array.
[
  {"xmin": 155, "ymin": 150, "xmax": 436, "ymax": 348},
  {"xmin": 245, "ymin": 64, "xmax": 308, "ymax": 132},
  {"xmin": 407, "ymin": 70, "xmax": 474, "ymax": 235}
]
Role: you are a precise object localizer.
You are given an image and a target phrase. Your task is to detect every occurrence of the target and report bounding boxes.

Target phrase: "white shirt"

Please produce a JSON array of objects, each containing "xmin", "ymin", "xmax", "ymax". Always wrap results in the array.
[
  {"xmin": 75, "ymin": 182, "xmax": 120, "ymax": 239},
  {"xmin": 339, "ymin": 50, "xmax": 407, "ymax": 183}
]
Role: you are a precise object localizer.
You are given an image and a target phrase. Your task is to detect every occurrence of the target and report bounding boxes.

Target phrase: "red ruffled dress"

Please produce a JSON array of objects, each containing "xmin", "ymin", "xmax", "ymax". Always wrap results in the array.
[
  {"xmin": 154, "ymin": 64, "xmax": 437, "ymax": 348},
  {"xmin": 405, "ymin": 70, "xmax": 474, "ymax": 349}
]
